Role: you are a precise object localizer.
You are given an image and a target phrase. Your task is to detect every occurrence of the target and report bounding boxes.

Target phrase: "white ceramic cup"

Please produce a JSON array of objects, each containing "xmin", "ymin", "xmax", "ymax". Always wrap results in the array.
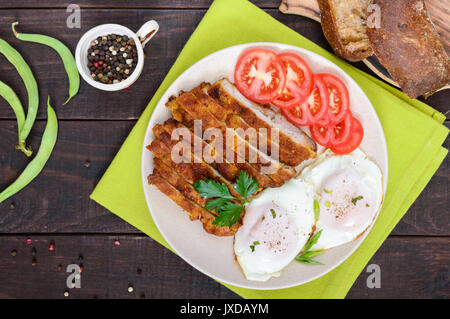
[{"xmin": 75, "ymin": 20, "xmax": 159, "ymax": 91}]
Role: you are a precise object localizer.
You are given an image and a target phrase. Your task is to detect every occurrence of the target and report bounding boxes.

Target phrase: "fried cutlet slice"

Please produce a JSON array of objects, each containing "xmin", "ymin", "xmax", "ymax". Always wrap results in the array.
[
  {"xmin": 159, "ymin": 118, "xmax": 275, "ymax": 189},
  {"xmin": 167, "ymin": 98, "xmax": 284, "ymax": 188},
  {"xmin": 159, "ymin": 118, "xmax": 239, "ymax": 182},
  {"xmin": 192, "ymin": 83, "xmax": 304, "ymax": 168},
  {"xmin": 153, "ymin": 157, "xmax": 208, "ymax": 208},
  {"xmin": 147, "ymin": 139, "xmax": 197, "ymax": 183},
  {"xmin": 174, "ymin": 91, "xmax": 295, "ymax": 185},
  {"xmin": 210, "ymin": 79, "xmax": 317, "ymax": 166},
  {"xmin": 151, "ymin": 127, "xmax": 242, "ymax": 198},
  {"xmin": 147, "ymin": 172, "xmax": 239, "ymax": 236}
]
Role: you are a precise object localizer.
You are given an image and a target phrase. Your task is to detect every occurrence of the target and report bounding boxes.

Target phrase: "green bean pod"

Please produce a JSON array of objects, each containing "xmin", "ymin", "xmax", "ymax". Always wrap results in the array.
[
  {"xmin": 0, "ymin": 38, "xmax": 38, "ymax": 157},
  {"xmin": 0, "ymin": 97, "xmax": 58, "ymax": 203},
  {"xmin": 12, "ymin": 22, "xmax": 80, "ymax": 105},
  {"xmin": 0, "ymin": 80, "xmax": 26, "ymax": 140}
]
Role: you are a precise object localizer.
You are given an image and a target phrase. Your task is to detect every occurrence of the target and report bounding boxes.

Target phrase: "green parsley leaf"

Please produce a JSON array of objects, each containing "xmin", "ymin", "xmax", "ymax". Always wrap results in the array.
[
  {"xmin": 295, "ymin": 257, "xmax": 323, "ymax": 265},
  {"xmin": 314, "ymin": 200, "xmax": 320, "ymax": 220},
  {"xmin": 352, "ymin": 195, "xmax": 364, "ymax": 205},
  {"xmin": 211, "ymin": 202, "xmax": 243, "ymax": 228},
  {"xmin": 204, "ymin": 198, "xmax": 228, "ymax": 212},
  {"xmin": 296, "ymin": 229, "xmax": 324, "ymax": 266},
  {"xmin": 303, "ymin": 229, "xmax": 323, "ymax": 253},
  {"xmin": 300, "ymin": 250, "xmax": 323, "ymax": 259},
  {"xmin": 250, "ymin": 241, "xmax": 260, "ymax": 252},
  {"xmin": 193, "ymin": 179, "xmax": 234, "ymax": 200},
  {"xmin": 323, "ymin": 189, "xmax": 333, "ymax": 194},
  {"xmin": 234, "ymin": 171, "xmax": 259, "ymax": 199},
  {"xmin": 194, "ymin": 171, "xmax": 258, "ymax": 228},
  {"xmin": 325, "ymin": 201, "xmax": 331, "ymax": 208}
]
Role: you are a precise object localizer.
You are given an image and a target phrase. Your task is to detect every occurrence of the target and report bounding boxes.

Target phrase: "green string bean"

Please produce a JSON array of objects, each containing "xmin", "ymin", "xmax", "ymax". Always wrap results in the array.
[
  {"xmin": 12, "ymin": 22, "xmax": 80, "ymax": 105},
  {"xmin": 0, "ymin": 80, "xmax": 26, "ymax": 139},
  {"xmin": 0, "ymin": 97, "xmax": 58, "ymax": 203},
  {"xmin": 0, "ymin": 38, "xmax": 38, "ymax": 157}
]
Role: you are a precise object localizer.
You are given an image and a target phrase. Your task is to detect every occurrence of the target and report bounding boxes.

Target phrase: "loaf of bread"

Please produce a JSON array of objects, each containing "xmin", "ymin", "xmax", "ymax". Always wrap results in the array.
[
  {"xmin": 366, "ymin": 0, "xmax": 450, "ymax": 98},
  {"xmin": 318, "ymin": 0, "xmax": 373, "ymax": 62}
]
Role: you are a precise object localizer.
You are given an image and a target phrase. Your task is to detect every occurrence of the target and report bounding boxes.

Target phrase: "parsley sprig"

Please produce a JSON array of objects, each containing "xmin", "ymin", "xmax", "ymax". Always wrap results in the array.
[
  {"xmin": 295, "ymin": 229, "xmax": 324, "ymax": 265},
  {"xmin": 193, "ymin": 171, "xmax": 259, "ymax": 228},
  {"xmin": 352, "ymin": 195, "xmax": 364, "ymax": 205}
]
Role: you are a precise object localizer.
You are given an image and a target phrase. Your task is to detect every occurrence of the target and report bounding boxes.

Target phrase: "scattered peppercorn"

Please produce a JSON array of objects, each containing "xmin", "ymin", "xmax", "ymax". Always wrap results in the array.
[
  {"xmin": 57, "ymin": 264, "xmax": 63, "ymax": 271},
  {"xmin": 49, "ymin": 241, "xmax": 55, "ymax": 251},
  {"xmin": 31, "ymin": 257, "xmax": 37, "ymax": 266},
  {"xmin": 87, "ymin": 34, "xmax": 138, "ymax": 84},
  {"xmin": 10, "ymin": 202, "xmax": 15, "ymax": 209},
  {"xmin": 26, "ymin": 238, "xmax": 32, "ymax": 245},
  {"xmin": 11, "ymin": 249, "xmax": 17, "ymax": 257},
  {"xmin": 114, "ymin": 240, "xmax": 121, "ymax": 246},
  {"xmin": 64, "ymin": 290, "xmax": 69, "ymax": 297},
  {"xmin": 31, "ymin": 247, "xmax": 37, "ymax": 256},
  {"xmin": 128, "ymin": 285, "xmax": 134, "ymax": 293},
  {"xmin": 84, "ymin": 160, "xmax": 91, "ymax": 168}
]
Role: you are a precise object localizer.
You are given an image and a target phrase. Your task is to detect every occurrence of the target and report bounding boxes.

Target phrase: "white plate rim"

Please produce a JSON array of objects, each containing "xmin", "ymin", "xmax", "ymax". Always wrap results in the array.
[{"xmin": 141, "ymin": 42, "xmax": 389, "ymax": 290}]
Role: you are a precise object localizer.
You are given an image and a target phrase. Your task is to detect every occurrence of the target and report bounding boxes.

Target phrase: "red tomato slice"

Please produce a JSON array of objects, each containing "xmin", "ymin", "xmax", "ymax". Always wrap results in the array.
[
  {"xmin": 330, "ymin": 117, "xmax": 364, "ymax": 154},
  {"xmin": 272, "ymin": 53, "xmax": 313, "ymax": 109},
  {"xmin": 234, "ymin": 49, "xmax": 286, "ymax": 103},
  {"xmin": 281, "ymin": 75, "xmax": 329, "ymax": 126},
  {"xmin": 310, "ymin": 112, "xmax": 353, "ymax": 147},
  {"xmin": 317, "ymin": 73, "xmax": 350, "ymax": 125}
]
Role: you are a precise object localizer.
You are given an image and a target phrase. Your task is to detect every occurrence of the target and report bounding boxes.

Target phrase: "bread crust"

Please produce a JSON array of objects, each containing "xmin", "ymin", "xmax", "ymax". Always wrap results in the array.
[
  {"xmin": 318, "ymin": 0, "xmax": 373, "ymax": 62},
  {"xmin": 366, "ymin": 0, "xmax": 450, "ymax": 98}
]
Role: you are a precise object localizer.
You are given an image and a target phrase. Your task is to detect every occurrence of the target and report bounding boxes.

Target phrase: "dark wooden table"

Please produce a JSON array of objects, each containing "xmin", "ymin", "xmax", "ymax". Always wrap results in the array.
[{"xmin": 0, "ymin": 0, "xmax": 448, "ymax": 299}]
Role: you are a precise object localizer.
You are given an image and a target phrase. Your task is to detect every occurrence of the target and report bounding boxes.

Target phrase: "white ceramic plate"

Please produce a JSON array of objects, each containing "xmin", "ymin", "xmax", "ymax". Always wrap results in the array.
[{"xmin": 141, "ymin": 43, "xmax": 388, "ymax": 290}]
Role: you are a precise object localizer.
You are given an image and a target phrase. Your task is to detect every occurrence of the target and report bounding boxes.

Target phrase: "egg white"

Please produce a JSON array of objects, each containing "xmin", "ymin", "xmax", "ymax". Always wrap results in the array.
[
  {"xmin": 300, "ymin": 149, "xmax": 383, "ymax": 250},
  {"xmin": 234, "ymin": 178, "xmax": 316, "ymax": 282}
]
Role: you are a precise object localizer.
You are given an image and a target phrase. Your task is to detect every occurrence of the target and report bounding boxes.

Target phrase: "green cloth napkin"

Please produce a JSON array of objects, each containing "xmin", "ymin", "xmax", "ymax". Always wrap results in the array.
[{"xmin": 91, "ymin": 0, "xmax": 448, "ymax": 298}]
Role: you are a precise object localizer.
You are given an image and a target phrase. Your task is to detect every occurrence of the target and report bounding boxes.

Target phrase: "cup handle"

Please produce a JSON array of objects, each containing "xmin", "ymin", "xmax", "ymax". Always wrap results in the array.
[{"xmin": 136, "ymin": 20, "xmax": 159, "ymax": 48}]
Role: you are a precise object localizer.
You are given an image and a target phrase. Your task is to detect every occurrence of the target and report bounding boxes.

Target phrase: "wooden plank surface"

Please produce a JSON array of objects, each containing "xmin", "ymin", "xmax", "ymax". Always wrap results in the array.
[
  {"xmin": 0, "ymin": 1, "xmax": 448, "ymax": 299},
  {"xmin": 0, "ymin": 9, "xmax": 447, "ymax": 120},
  {"xmin": 0, "ymin": 235, "xmax": 448, "ymax": 299},
  {"xmin": 0, "ymin": 0, "xmax": 278, "ymax": 9},
  {"xmin": 0, "ymin": 121, "xmax": 448, "ymax": 235}
]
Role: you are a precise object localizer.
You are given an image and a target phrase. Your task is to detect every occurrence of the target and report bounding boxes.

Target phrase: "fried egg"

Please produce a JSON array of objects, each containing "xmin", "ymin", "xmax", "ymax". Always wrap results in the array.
[
  {"xmin": 300, "ymin": 149, "xmax": 383, "ymax": 250},
  {"xmin": 234, "ymin": 178, "xmax": 316, "ymax": 282}
]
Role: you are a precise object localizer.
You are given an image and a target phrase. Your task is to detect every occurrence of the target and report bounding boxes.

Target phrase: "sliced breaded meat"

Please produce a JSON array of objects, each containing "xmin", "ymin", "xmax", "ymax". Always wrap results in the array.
[
  {"xmin": 160, "ymin": 118, "xmax": 240, "ymax": 182},
  {"xmin": 153, "ymin": 157, "xmax": 208, "ymax": 208},
  {"xmin": 148, "ymin": 171, "xmax": 239, "ymax": 236},
  {"xmin": 153, "ymin": 127, "xmax": 242, "ymax": 198},
  {"xmin": 167, "ymin": 96, "xmax": 194, "ymax": 128},
  {"xmin": 175, "ymin": 91, "xmax": 295, "ymax": 186},
  {"xmin": 147, "ymin": 139, "xmax": 197, "ymax": 183},
  {"xmin": 210, "ymin": 79, "xmax": 316, "ymax": 166},
  {"xmin": 193, "ymin": 84, "xmax": 304, "ymax": 167},
  {"xmin": 147, "ymin": 172, "xmax": 200, "ymax": 221}
]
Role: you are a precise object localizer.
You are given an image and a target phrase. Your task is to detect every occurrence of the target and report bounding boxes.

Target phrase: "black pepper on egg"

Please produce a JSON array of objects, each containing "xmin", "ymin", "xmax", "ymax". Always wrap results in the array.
[{"xmin": 87, "ymin": 34, "xmax": 138, "ymax": 84}]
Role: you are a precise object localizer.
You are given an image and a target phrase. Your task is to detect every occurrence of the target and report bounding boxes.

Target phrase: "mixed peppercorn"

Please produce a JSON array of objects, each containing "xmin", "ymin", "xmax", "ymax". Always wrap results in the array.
[{"xmin": 87, "ymin": 34, "xmax": 138, "ymax": 84}]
